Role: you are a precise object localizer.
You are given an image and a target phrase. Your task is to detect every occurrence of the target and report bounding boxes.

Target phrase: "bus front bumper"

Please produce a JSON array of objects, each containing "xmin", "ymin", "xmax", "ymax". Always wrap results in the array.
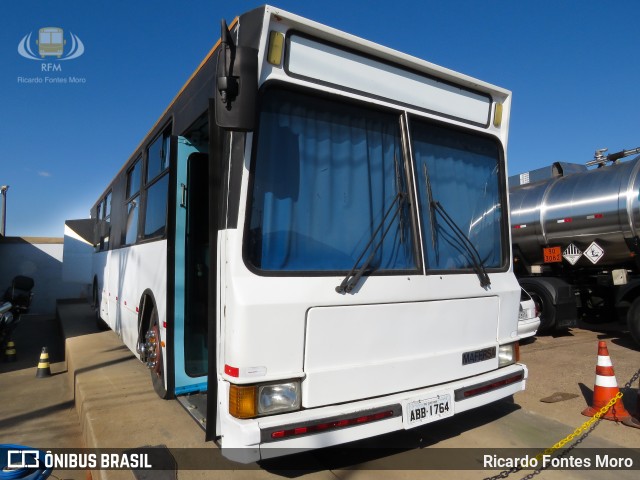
[{"xmin": 218, "ymin": 363, "xmax": 527, "ymax": 463}]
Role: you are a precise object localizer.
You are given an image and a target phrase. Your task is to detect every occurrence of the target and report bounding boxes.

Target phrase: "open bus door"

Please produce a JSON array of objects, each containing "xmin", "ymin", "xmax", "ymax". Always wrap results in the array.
[
  {"xmin": 172, "ymin": 126, "xmax": 224, "ymax": 441},
  {"xmin": 172, "ymin": 138, "xmax": 210, "ymax": 424}
]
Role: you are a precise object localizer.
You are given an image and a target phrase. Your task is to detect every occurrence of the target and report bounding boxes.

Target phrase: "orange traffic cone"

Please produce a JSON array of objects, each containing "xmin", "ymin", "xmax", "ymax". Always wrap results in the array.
[
  {"xmin": 582, "ymin": 341, "xmax": 634, "ymax": 423},
  {"xmin": 36, "ymin": 347, "xmax": 51, "ymax": 378}
]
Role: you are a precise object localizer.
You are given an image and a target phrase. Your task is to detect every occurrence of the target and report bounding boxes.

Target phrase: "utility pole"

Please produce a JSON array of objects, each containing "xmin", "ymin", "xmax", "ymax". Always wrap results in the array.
[{"xmin": 0, "ymin": 185, "xmax": 8, "ymax": 237}]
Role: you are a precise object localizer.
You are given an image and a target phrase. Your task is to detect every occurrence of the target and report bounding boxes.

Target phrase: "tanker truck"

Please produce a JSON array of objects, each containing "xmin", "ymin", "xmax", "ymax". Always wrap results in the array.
[{"xmin": 509, "ymin": 146, "xmax": 640, "ymax": 345}]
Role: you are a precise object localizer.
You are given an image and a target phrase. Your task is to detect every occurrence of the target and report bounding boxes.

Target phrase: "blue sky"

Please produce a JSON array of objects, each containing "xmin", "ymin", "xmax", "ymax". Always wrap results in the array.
[{"xmin": 2, "ymin": 0, "xmax": 639, "ymax": 237}]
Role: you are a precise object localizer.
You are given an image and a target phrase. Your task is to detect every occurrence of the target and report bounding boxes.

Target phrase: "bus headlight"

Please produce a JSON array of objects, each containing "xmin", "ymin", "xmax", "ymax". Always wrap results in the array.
[
  {"xmin": 229, "ymin": 381, "xmax": 301, "ymax": 419},
  {"xmin": 498, "ymin": 342, "xmax": 519, "ymax": 367},
  {"xmin": 258, "ymin": 382, "xmax": 301, "ymax": 415}
]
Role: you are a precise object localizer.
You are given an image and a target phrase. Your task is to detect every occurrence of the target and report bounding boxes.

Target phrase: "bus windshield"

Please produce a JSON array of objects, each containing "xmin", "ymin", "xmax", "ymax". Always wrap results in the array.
[
  {"xmin": 247, "ymin": 88, "xmax": 415, "ymax": 273},
  {"xmin": 247, "ymin": 88, "xmax": 505, "ymax": 275},
  {"xmin": 411, "ymin": 120, "xmax": 504, "ymax": 271}
]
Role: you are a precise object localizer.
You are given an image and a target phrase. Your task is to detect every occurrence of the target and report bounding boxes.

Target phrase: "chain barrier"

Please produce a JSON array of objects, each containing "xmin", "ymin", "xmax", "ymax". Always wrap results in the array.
[{"xmin": 483, "ymin": 367, "xmax": 640, "ymax": 480}]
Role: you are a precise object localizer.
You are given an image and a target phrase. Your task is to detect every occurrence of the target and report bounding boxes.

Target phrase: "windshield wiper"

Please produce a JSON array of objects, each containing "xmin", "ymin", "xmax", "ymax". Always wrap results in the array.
[
  {"xmin": 423, "ymin": 163, "xmax": 438, "ymax": 261},
  {"xmin": 430, "ymin": 200, "xmax": 491, "ymax": 288},
  {"xmin": 336, "ymin": 192, "xmax": 406, "ymax": 294}
]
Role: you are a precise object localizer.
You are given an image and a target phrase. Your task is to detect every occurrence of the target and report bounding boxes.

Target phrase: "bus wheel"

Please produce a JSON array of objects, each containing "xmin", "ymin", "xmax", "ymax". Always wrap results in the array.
[
  {"xmin": 527, "ymin": 285, "xmax": 556, "ymax": 334},
  {"xmin": 147, "ymin": 307, "xmax": 169, "ymax": 399},
  {"xmin": 626, "ymin": 297, "xmax": 640, "ymax": 345}
]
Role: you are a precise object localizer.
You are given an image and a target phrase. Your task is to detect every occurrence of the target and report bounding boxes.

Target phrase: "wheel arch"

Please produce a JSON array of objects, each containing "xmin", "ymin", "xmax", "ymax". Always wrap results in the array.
[
  {"xmin": 136, "ymin": 288, "xmax": 174, "ymax": 399},
  {"xmin": 137, "ymin": 289, "xmax": 158, "ymax": 345}
]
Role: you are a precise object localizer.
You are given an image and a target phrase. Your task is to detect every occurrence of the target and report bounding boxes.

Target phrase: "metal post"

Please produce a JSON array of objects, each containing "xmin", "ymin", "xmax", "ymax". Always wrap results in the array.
[{"xmin": 0, "ymin": 185, "xmax": 8, "ymax": 237}]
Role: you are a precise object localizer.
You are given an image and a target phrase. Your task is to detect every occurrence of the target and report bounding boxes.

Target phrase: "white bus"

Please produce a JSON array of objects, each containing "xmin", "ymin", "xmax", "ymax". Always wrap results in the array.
[{"xmin": 84, "ymin": 5, "xmax": 526, "ymax": 462}]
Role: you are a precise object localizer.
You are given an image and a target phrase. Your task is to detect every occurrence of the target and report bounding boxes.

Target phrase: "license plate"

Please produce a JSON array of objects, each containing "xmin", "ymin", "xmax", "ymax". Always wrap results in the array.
[{"xmin": 403, "ymin": 393, "xmax": 454, "ymax": 429}]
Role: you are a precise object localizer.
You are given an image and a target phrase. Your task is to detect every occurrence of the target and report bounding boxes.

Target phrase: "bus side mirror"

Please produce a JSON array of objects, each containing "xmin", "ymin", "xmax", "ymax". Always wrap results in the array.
[{"xmin": 215, "ymin": 19, "xmax": 258, "ymax": 132}]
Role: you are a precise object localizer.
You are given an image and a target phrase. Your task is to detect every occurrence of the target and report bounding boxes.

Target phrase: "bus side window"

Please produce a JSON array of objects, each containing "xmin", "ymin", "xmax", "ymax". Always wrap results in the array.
[
  {"xmin": 142, "ymin": 130, "xmax": 170, "ymax": 239},
  {"xmin": 143, "ymin": 174, "xmax": 169, "ymax": 238},
  {"xmin": 124, "ymin": 159, "xmax": 141, "ymax": 245},
  {"xmin": 95, "ymin": 203, "xmax": 102, "ymax": 252},
  {"xmin": 103, "ymin": 191, "xmax": 112, "ymax": 250},
  {"xmin": 146, "ymin": 132, "xmax": 170, "ymax": 183}
]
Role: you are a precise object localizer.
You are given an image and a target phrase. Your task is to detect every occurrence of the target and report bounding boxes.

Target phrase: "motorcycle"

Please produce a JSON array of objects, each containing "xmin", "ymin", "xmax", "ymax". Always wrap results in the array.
[{"xmin": 0, "ymin": 275, "xmax": 34, "ymax": 354}]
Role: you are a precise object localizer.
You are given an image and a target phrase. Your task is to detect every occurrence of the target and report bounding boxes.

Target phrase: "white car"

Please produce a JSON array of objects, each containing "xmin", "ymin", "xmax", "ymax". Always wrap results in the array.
[{"xmin": 518, "ymin": 288, "xmax": 541, "ymax": 340}]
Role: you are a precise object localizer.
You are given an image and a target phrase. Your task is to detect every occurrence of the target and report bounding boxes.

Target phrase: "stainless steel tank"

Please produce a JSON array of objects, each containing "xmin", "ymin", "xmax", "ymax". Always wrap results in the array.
[{"xmin": 509, "ymin": 157, "xmax": 640, "ymax": 268}]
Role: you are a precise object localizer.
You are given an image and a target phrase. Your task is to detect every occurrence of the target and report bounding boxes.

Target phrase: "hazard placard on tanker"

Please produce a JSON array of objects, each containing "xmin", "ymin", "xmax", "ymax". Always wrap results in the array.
[
  {"xmin": 584, "ymin": 242, "xmax": 604, "ymax": 264},
  {"xmin": 563, "ymin": 244, "xmax": 582, "ymax": 265},
  {"xmin": 543, "ymin": 246, "xmax": 562, "ymax": 263}
]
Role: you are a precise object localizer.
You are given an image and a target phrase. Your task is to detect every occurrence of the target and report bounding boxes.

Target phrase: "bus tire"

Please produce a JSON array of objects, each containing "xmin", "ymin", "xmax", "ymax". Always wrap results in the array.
[
  {"xmin": 149, "ymin": 306, "xmax": 169, "ymax": 399},
  {"xmin": 526, "ymin": 284, "xmax": 556, "ymax": 334},
  {"xmin": 626, "ymin": 297, "xmax": 640, "ymax": 346}
]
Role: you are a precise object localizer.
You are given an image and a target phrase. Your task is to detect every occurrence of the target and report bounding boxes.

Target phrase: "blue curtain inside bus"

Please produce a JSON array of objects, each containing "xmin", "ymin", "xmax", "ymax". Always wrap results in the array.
[
  {"xmin": 248, "ymin": 90, "xmax": 415, "ymax": 272},
  {"xmin": 411, "ymin": 121, "xmax": 503, "ymax": 270}
]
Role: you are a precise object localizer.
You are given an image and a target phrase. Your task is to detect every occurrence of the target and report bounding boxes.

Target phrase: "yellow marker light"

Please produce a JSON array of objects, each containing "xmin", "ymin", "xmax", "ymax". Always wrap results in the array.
[
  {"xmin": 267, "ymin": 31, "xmax": 284, "ymax": 66},
  {"xmin": 493, "ymin": 103, "xmax": 503, "ymax": 128},
  {"xmin": 229, "ymin": 384, "xmax": 257, "ymax": 419}
]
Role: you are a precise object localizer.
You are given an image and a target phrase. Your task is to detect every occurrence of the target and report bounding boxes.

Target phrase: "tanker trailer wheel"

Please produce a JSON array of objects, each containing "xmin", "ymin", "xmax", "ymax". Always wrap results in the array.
[
  {"xmin": 626, "ymin": 297, "xmax": 640, "ymax": 345},
  {"xmin": 526, "ymin": 285, "xmax": 556, "ymax": 334}
]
